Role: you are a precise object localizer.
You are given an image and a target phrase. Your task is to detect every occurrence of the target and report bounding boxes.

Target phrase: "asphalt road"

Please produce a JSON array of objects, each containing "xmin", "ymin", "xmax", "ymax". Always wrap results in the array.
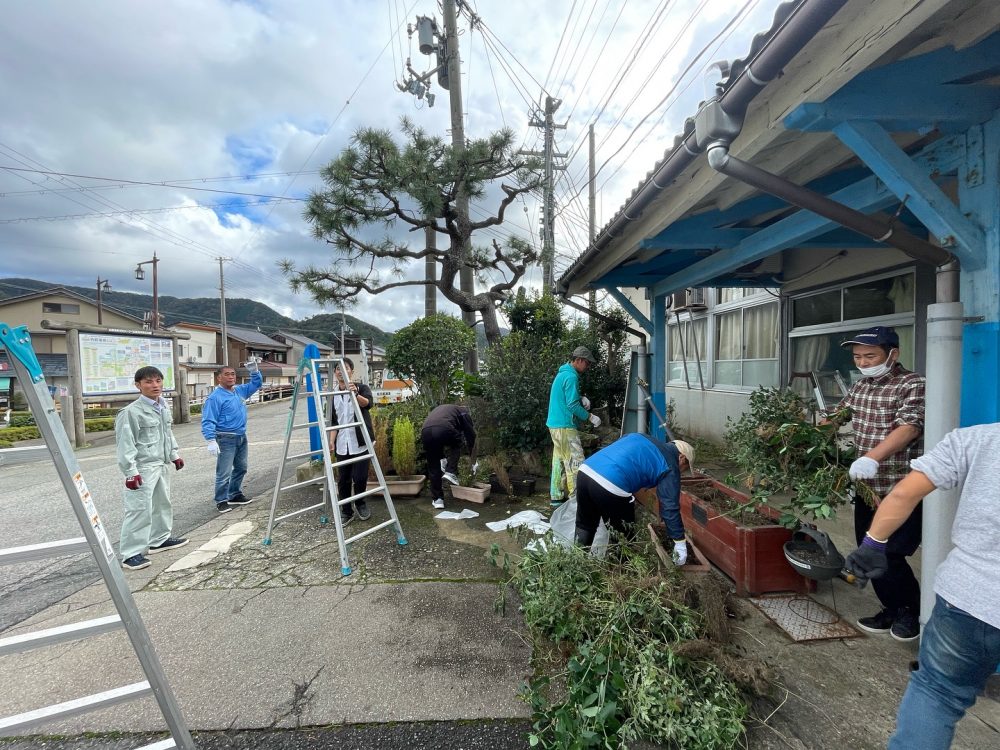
[{"xmin": 0, "ymin": 399, "xmax": 308, "ymax": 631}]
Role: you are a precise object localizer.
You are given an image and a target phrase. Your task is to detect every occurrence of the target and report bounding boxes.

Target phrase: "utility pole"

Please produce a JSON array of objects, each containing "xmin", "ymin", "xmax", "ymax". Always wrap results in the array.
[
  {"xmin": 399, "ymin": 1, "xmax": 478, "ymax": 371},
  {"xmin": 216, "ymin": 257, "xmax": 231, "ymax": 366},
  {"xmin": 588, "ymin": 124, "xmax": 597, "ymax": 316},
  {"xmin": 520, "ymin": 96, "xmax": 567, "ymax": 294}
]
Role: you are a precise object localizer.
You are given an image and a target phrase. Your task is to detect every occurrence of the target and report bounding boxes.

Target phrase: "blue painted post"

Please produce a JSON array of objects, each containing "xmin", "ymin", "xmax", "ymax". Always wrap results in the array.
[
  {"xmin": 303, "ymin": 343, "xmax": 322, "ymax": 457},
  {"xmin": 959, "ymin": 115, "xmax": 1000, "ymax": 426}
]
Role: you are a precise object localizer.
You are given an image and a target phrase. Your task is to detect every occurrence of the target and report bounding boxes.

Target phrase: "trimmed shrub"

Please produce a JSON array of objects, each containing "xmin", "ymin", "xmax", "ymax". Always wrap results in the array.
[
  {"xmin": 0, "ymin": 426, "xmax": 42, "ymax": 442},
  {"xmin": 84, "ymin": 418, "xmax": 116, "ymax": 433},
  {"xmin": 391, "ymin": 416, "xmax": 417, "ymax": 478}
]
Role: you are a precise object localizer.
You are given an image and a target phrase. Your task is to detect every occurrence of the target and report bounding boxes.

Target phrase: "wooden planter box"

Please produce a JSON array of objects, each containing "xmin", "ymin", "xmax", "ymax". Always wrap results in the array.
[
  {"xmin": 647, "ymin": 524, "xmax": 712, "ymax": 574},
  {"xmin": 449, "ymin": 482, "xmax": 492, "ymax": 504},
  {"xmin": 384, "ymin": 474, "xmax": 426, "ymax": 497},
  {"xmin": 680, "ymin": 479, "xmax": 812, "ymax": 596}
]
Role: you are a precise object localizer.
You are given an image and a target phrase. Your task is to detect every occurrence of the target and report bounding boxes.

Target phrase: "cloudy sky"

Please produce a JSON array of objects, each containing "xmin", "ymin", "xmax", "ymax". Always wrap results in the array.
[{"xmin": 0, "ymin": 0, "xmax": 786, "ymax": 332}]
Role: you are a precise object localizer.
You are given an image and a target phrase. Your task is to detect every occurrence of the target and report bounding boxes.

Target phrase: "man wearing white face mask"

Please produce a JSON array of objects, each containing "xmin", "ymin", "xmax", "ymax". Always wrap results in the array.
[{"xmin": 836, "ymin": 326, "xmax": 926, "ymax": 641}]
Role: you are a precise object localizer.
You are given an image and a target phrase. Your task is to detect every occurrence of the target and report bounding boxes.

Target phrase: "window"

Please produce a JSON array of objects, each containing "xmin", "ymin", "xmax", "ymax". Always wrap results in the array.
[
  {"xmin": 197, "ymin": 346, "xmax": 203, "ymax": 357},
  {"xmin": 789, "ymin": 270, "xmax": 917, "ymax": 399},
  {"xmin": 668, "ymin": 317, "xmax": 707, "ymax": 384},
  {"xmin": 714, "ymin": 302, "xmax": 779, "ymax": 388},
  {"xmin": 42, "ymin": 302, "xmax": 80, "ymax": 315},
  {"xmin": 177, "ymin": 344, "xmax": 184, "ymax": 357},
  {"xmin": 717, "ymin": 287, "xmax": 765, "ymax": 304}
]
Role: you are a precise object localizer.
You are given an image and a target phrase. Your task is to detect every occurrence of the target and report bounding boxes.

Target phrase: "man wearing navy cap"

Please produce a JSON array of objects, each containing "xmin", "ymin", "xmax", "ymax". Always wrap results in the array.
[{"xmin": 836, "ymin": 325, "xmax": 925, "ymax": 641}]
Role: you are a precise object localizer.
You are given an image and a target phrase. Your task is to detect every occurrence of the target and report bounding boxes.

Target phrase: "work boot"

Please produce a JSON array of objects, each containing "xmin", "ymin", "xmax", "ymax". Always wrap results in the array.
[{"xmin": 574, "ymin": 525, "xmax": 596, "ymax": 548}]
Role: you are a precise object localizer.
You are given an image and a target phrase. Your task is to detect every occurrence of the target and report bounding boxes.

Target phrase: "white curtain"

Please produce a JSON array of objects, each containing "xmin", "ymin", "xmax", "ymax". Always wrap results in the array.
[
  {"xmin": 716, "ymin": 311, "xmax": 741, "ymax": 359},
  {"xmin": 744, "ymin": 303, "xmax": 778, "ymax": 359}
]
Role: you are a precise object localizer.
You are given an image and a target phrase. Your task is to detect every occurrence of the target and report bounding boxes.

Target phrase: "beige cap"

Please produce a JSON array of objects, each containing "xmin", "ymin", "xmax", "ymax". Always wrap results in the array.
[{"xmin": 671, "ymin": 440, "xmax": 695, "ymax": 474}]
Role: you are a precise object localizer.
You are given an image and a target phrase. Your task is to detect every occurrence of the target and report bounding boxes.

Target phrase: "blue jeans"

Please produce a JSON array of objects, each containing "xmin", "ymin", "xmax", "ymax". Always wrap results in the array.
[
  {"xmin": 214, "ymin": 433, "xmax": 248, "ymax": 505},
  {"xmin": 889, "ymin": 595, "xmax": 1000, "ymax": 749}
]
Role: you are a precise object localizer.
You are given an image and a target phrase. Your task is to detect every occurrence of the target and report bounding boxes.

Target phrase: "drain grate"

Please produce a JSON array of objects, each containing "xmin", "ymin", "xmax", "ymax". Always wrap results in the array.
[{"xmin": 750, "ymin": 594, "xmax": 863, "ymax": 642}]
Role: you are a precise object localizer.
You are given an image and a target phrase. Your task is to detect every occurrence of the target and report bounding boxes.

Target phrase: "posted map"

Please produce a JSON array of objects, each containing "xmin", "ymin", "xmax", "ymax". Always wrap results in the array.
[{"xmin": 79, "ymin": 333, "xmax": 175, "ymax": 395}]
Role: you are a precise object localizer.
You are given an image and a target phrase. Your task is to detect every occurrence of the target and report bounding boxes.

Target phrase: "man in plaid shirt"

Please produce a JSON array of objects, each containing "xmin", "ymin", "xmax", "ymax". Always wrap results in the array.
[{"xmin": 837, "ymin": 326, "xmax": 926, "ymax": 641}]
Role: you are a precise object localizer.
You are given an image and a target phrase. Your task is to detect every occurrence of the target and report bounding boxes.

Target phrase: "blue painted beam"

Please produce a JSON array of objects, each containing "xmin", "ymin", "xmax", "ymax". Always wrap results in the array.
[
  {"xmin": 605, "ymin": 287, "xmax": 652, "ymax": 334},
  {"xmin": 834, "ymin": 120, "xmax": 986, "ymax": 269},
  {"xmin": 649, "ymin": 135, "xmax": 967, "ymax": 297},
  {"xmin": 785, "ymin": 33, "xmax": 1000, "ymax": 133}
]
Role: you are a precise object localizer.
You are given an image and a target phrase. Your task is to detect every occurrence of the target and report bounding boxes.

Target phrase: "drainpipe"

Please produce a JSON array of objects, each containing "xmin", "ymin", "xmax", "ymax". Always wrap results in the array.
[
  {"xmin": 921, "ymin": 260, "xmax": 963, "ymax": 626},
  {"xmin": 558, "ymin": 295, "xmax": 649, "ymax": 434},
  {"xmin": 704, "ymin": 139, "xmax": 952, "ymax": 266}
]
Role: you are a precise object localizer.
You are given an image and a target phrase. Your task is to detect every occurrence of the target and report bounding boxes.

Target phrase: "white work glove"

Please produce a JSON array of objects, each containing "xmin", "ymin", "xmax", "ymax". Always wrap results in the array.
[
  {"xmin": 849, "ymin": 456, "xmax": 879, "ymax": 480},
  {"xmin": 588, "ymin": 413, "xmax": 601, "ymax": 428},
  {"xmin": 471, "ymin": 461, "xmax": 479, "ymax": 474},
  {"xmin": 440, "ymin": 458, "xmax": 448, "ymax": 472},
  {"xmin": 581, "ymin": 396, "xmax": 591, "ymax": 410},
  {"xmin": 245, "ymin": 357, "xmax": 260, "ymax": 374},
  {"xmin": 206, "ymin": 440, "xmax": 220, "ymax": 457},
  {"xmin": 672, "ymin": 540, "xmax": 688, "ymax": 566}
]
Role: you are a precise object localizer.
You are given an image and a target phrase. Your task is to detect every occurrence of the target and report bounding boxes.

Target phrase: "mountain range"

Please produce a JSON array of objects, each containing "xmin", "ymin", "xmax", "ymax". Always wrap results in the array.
[{"xmin": 0, "ymin": 277, "xmax": 393, "ymax": 349}]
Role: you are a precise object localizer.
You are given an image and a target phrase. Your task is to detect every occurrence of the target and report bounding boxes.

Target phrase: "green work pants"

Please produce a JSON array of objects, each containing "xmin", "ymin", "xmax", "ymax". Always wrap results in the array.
[{"xmin": 120, "ymin": 461, "xmax": 173, "ymax": 560}]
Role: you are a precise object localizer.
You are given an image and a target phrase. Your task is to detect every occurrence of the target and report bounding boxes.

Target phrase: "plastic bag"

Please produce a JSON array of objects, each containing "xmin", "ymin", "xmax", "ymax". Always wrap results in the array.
[{"xmin": 547, "ymin": 498, "xmax": 609, "ymax": 558}]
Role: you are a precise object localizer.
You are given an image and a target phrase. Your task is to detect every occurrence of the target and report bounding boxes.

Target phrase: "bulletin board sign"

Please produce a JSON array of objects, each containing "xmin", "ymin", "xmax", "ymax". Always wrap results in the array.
[{"xmin": 79, "ymin": 333, "xmax": 175, "ymax": 396}]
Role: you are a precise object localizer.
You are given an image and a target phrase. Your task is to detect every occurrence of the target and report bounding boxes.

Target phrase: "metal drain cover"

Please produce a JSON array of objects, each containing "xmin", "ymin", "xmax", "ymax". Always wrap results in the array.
[{"xmin": 750, "ymin": 594, "xmax": 863, "ymax": 642}]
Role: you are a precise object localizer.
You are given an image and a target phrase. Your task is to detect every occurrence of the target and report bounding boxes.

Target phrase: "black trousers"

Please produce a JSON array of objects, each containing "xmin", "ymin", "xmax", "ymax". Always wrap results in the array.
[
  {"xmin": 421, "ymin": 425, "xmax": 461, "ymax": 500},
  {"xmin": 854, "ymin": 497, "xmax": 922, "ymax": 614},
  {"xmin": 336, "ymin": 451, "xmax": 369, "ymax": 516},
  {"xmin": 575, "ymin": 472, "xmax": 636, "ymax": 545}
]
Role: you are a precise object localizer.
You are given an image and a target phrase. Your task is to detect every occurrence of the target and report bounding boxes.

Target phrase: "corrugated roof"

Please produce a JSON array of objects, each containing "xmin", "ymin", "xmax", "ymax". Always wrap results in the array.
[{"xmin": 226, "ymin": 325, "xmax": 290, "ymax": 348}]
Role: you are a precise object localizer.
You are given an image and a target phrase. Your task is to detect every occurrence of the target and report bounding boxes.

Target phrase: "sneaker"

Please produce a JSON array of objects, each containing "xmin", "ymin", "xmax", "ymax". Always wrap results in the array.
[
  {"xmin": 228, "ymin": 494, "xmax": 253, "ymax": 505},
  {"xmin": 217, "ymin": 502, "xmax": 232, "ymax": 514},
  {"xmin": 122, "ymin": 554, "xmax": 151, "ymax": 571},
  {"xmin": 341, "ymin": 512, "xmax": 354, "ymax": 527},
  {"xmin": 891, "ymin": 610, "xmax": 921, "ymax": 642},
  {"xmin": 148, "ymin": 537, "xmax": 189, "ymax": 554},
  {"xmin": 443, "ymin": 472, "xmax": 460, "ymax": 486},
  {"xmin": 857, "ymin": 607, "xmax": 895, "ymax": 634},
  {"xmin": 356, "ymin": 500, "xmax": 371, "ymax": 520},
  {"xmin": 432, "ymin": 498, "xmax": 445, "ymax": 509}
]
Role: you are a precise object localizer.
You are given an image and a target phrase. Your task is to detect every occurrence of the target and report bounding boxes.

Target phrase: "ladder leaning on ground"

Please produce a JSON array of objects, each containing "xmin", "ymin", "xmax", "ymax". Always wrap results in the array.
[{"xmin": 0, "ymin": 321, "xmax": 195, "ymax": 750}]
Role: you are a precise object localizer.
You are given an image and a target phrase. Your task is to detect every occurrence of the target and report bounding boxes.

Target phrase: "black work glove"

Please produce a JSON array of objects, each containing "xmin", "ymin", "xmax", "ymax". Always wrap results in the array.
[{"xmin": 845, "ymin": 535, "xmax": 889, "ymax": 582}]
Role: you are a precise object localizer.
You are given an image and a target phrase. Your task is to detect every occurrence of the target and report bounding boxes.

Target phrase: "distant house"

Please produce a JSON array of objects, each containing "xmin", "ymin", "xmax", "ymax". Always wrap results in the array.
[
  {"xmin": 172, "ymin": 321, "xmax": 222, "ymax": 400},
  {"xmin": 271, "ymin": 330, "xmax": 334, "ymax": 364},
  {"xmin": 372, "ymin": 376, "xmax": 416, "ymax": 404},
  {"xmin": 0, "ymin": 286, "xmax": 146, "ymax": 397},
  {"xmin": 223, "ymin": 326, "xmax": 296, "ymax": 385}
]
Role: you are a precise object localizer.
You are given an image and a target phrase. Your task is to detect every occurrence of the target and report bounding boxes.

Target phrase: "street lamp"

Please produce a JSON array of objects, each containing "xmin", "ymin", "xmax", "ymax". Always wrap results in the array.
[
  {"xmin": 95, "ymin": 277, "xmax": 112, "ymax": 325},
  {"xmin": 134, "ymin": 252, "xmax": 159, "ymax": 330}
]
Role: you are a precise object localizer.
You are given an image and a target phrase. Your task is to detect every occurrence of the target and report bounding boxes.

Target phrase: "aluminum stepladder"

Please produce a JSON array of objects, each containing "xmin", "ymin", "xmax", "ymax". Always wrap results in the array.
[
  {"xmin": 0, "ymin": 323, "xmax": 194, "ymax": 749},
  {"xmin": 263, "ymin": 356, "xmax": 407, "ymax": 575}
]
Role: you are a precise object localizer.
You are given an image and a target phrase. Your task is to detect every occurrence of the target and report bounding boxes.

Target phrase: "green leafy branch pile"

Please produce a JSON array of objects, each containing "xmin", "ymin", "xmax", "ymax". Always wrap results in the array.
[
  {"xmin": 723, "ymin": 386, "xmax": 876, "ymax": 527},
  {"xmin": 492, "ymin": 539, "xmax": 764, "ymax": 749}
]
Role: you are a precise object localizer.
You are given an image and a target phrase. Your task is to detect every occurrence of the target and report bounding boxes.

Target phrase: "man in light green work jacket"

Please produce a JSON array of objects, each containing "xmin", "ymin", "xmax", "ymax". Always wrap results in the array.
[{"xmin": 115, "ymin": 366, "xmax": 189, "ymax": 571}]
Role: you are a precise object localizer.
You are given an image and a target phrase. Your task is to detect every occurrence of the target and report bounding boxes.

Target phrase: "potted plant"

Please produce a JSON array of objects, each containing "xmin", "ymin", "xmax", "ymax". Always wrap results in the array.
[
  {"xmin": 369, "ymin": 408, "xmax": 391, "ymax": 480},
  {"xmin": 384, "ymin": 416, "xmax": 425, "ymax": 497},
  {"xmin": 449, "ymin": 457, "xmax": 491, "ymax": 504}
]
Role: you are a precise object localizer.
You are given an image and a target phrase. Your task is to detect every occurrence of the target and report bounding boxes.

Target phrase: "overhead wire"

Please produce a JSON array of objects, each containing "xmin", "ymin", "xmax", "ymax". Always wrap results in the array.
[{"xmin": 541, "ymin": 0, "xmax": 579, "ymax": 94}]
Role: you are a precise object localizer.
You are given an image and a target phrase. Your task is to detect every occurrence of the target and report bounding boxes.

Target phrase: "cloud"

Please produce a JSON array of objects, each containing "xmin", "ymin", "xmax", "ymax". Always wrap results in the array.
[{"xmin": 0, "ymin": 0, "xmax": 787, "ymax": 329}]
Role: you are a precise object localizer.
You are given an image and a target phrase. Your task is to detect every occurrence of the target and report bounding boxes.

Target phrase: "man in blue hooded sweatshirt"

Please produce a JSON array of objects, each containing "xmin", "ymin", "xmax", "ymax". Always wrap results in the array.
[
  {"xmin": 546, "ymin": 346, "xmax": 601, "ymax": 507},
  {"xmin": 575, "ymin": 433, "xmax": 695, "ymax": 564}
]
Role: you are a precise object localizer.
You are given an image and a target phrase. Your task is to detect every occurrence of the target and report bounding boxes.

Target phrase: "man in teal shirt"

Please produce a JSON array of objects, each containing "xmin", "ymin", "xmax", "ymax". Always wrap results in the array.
[{"xmin": 546, "ymin": 346, "xmax": 601, "ymax": 507}]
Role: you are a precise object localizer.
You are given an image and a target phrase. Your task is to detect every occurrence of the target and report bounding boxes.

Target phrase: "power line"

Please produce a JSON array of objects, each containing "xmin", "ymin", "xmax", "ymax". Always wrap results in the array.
[
  {"xmin": 0, "ymin": 166, "xmax": 311, "ymax": 201},
  {"xmin": 0, "ymin": 198, "xmax": 298, "ymax": 224}
]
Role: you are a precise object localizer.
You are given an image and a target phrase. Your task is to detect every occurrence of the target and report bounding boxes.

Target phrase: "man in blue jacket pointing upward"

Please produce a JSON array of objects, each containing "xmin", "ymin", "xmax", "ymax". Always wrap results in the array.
[
  {"xmin": 575, "ymin": 433, "xmax": 695, "ymax": 564},
  {"xmin": 201, "ymin": 359, "xmax": 263, "ymax": 513}
]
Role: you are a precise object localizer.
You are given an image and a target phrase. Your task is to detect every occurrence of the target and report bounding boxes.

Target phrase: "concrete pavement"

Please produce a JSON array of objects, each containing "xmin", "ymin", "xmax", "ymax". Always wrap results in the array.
[{"xmin": 2, "ymin": 412, "xmax": 998, "ymax": 748}]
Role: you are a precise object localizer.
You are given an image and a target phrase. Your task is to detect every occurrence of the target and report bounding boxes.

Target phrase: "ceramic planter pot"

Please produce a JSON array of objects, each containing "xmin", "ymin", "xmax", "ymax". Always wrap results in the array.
[
  {"xmin": 384, "ymin": 474, "xmax": 426, "ymax": 497},
  {"xmin": 449, "ymin": 482, "xmax": 491, "ymax": 504}
]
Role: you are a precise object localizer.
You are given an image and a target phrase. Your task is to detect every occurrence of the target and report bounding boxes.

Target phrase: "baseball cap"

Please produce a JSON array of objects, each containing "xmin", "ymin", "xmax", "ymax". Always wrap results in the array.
[
  {"xmin": 671, "ymin": 440, "xmax": 696, "ymax": 475},
  {"xmin": 840, "ymin": 326, "xmax": 899, "ymax": 349},
  {"xmin": 571, "ymin": 345, "xmax": 596, "ymax": 363}
]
